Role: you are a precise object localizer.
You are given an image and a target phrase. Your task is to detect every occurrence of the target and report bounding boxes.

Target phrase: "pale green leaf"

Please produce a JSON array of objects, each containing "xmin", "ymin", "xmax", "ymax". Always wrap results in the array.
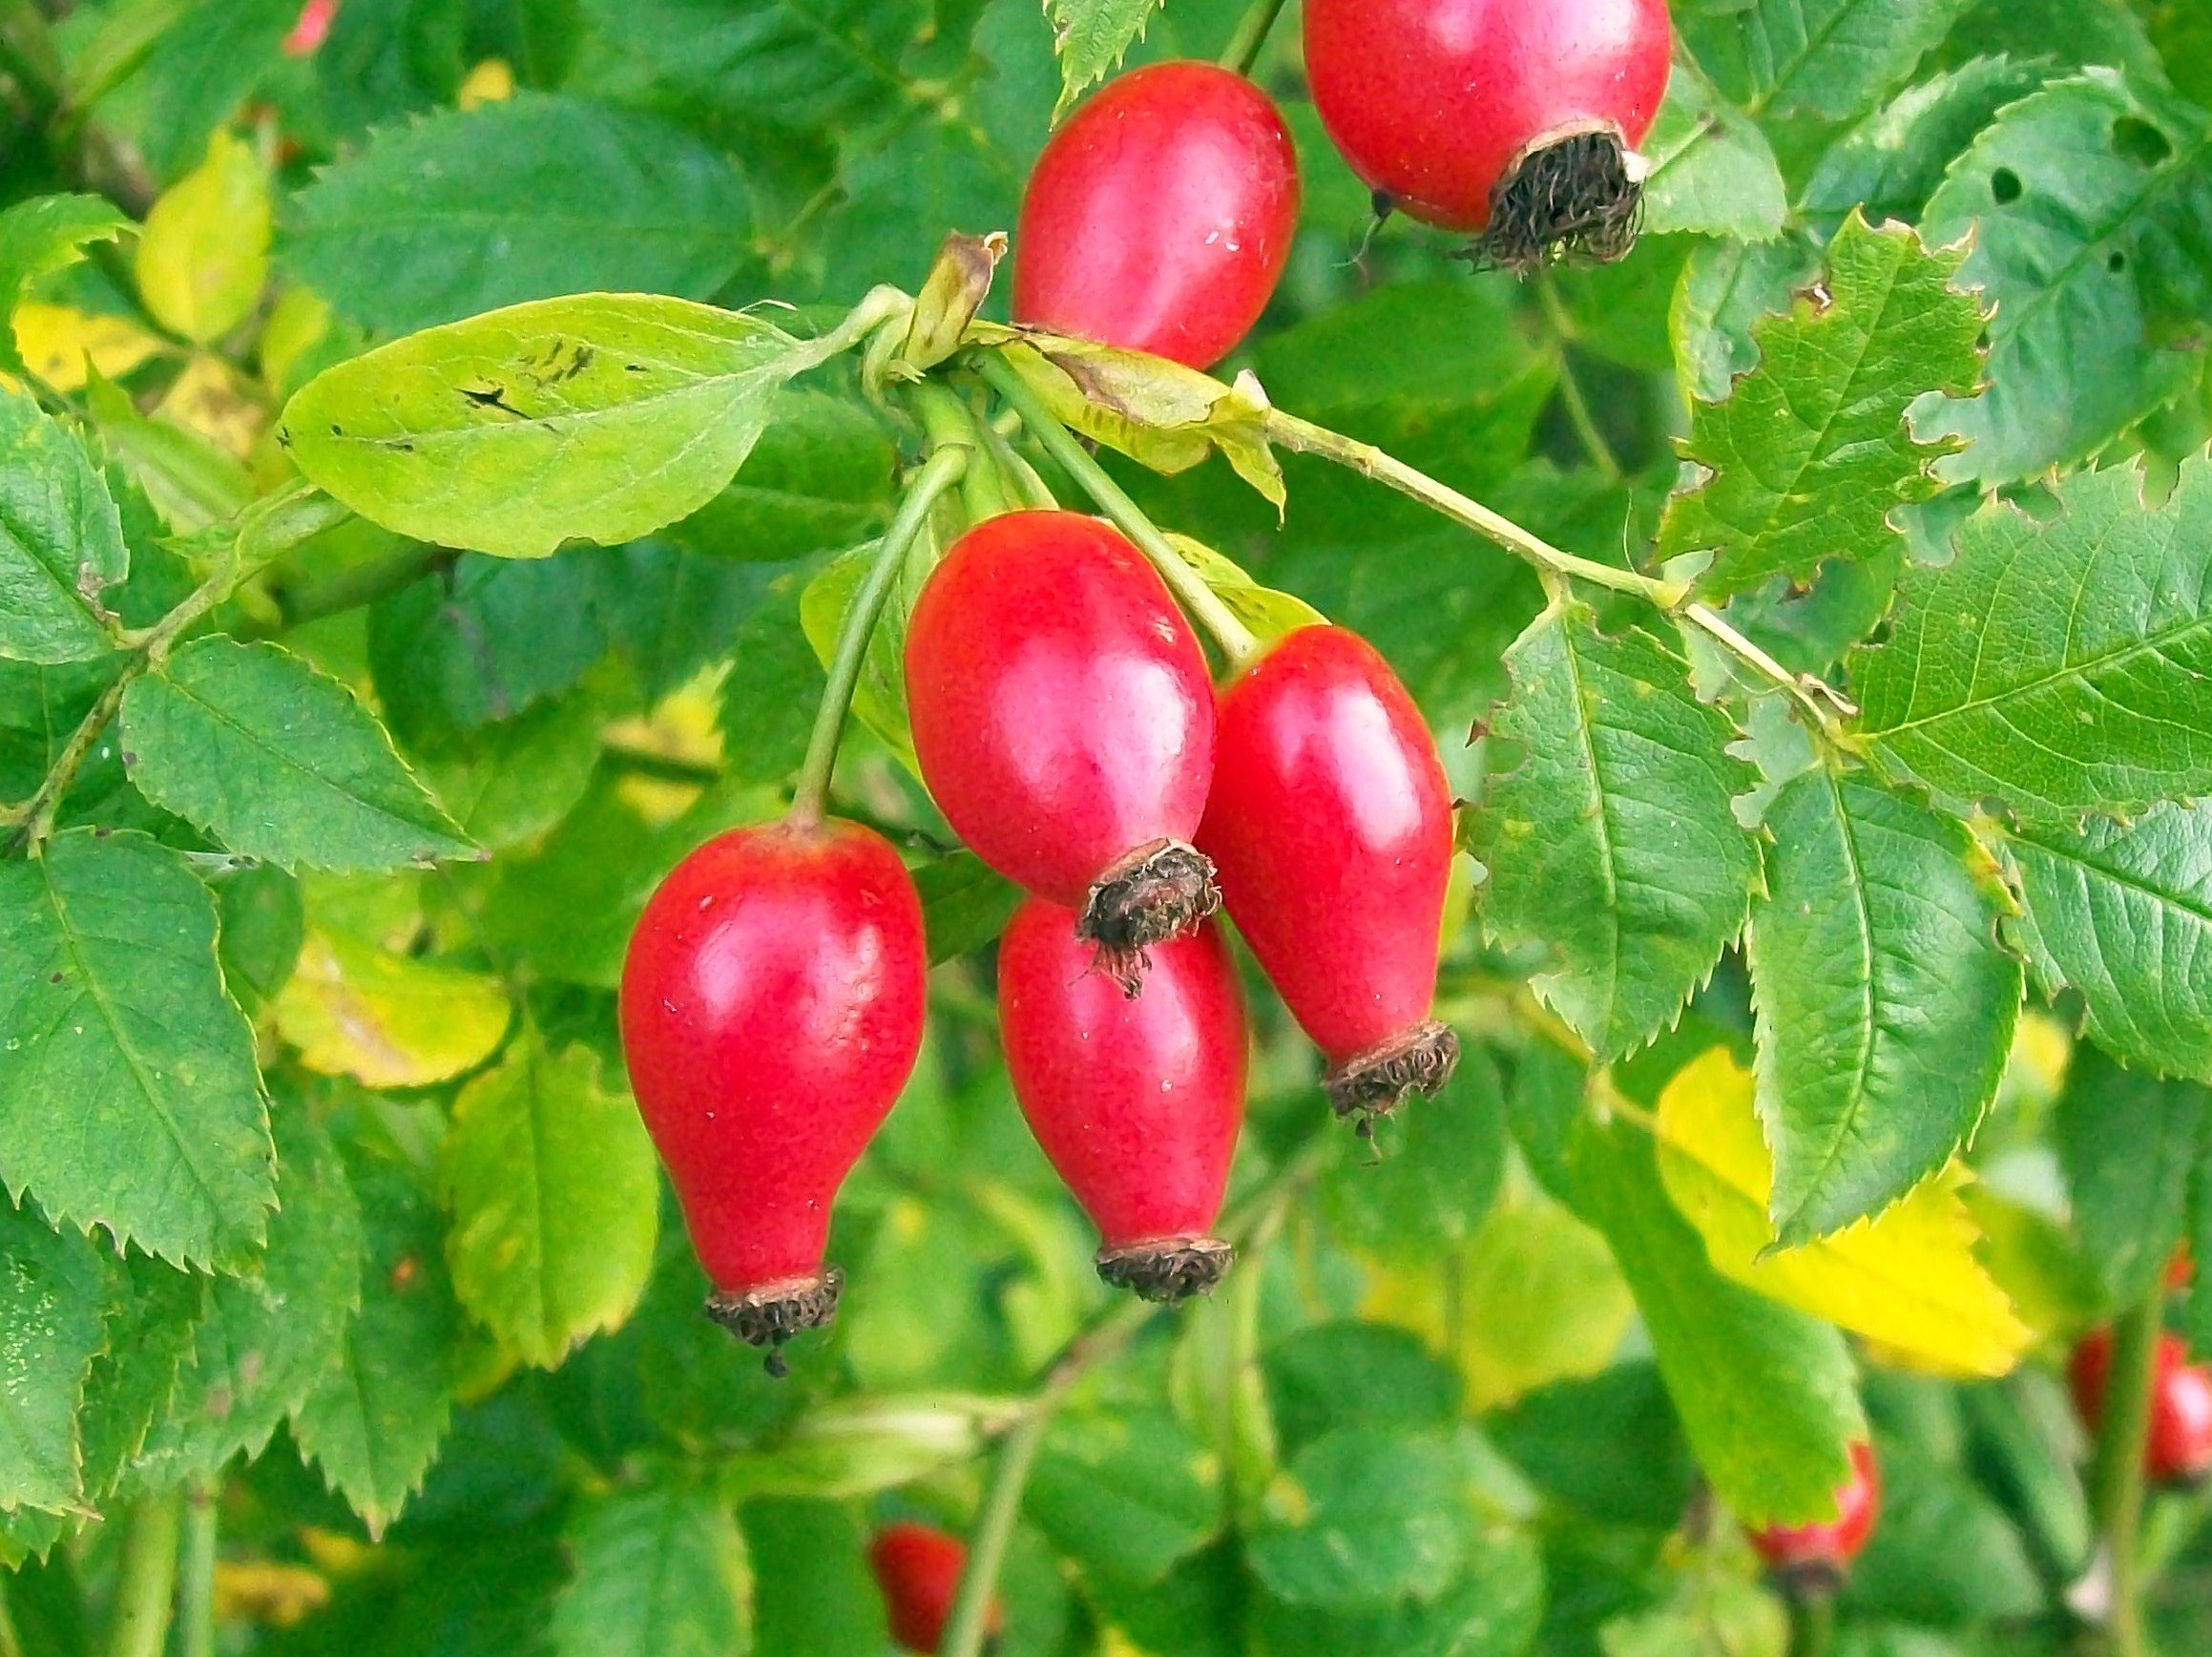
[
  {"xmin": 0, "ymin": 829, "xmax": 274, "ymax": 1269},
  {"xmin": 1047, "ymin": 0, "xmax": 1165, "ymax": 113},
  {"xmin": 282, "ymin": 94, "xmax": 756, "ymax": 335},
  {"xmin": 0, "ymin": 385, "xmax": 129, "ymax": 664},
  {"xmin": 0, "ymin": 195, "xmax": 135, "ymax": 379},
  {"xmin": 271, "ymin": 927, "xmax": 511, "ymax": 1089},
  {"xmin": 1662, "ymin": 213, "xmax": 1984, "ymax": 603},
  {"xmin": 1468, "ymin": 602, "xmax": 1762, "ymax": 1063},
  {"xmin": 280, "ymin": 294, "xmax": 845, "ymax": 558},
  {"xmin": 134, "ymin": 1109, "xmax": 364, "ymax": 1485},
  {"xmin": 0, "ymin": 1202, "xmax": 107, "ymax": 1513},
  {"xmin": 1680, "ymin": 0, "xmax": 1977, "ymax": 120},
  {"xmin": 2006, "ymin": 800, "xmax": 2212, "ymax": 1081},
  {"xmin": 121, "ymin": 638, "xmax": 475, "ymax": 872},
  {"xmin": 1747, "ymin": 772, "xmax": 2022, "ymax": 1242},
  {"xmin": 1567, "ymin": 1118, "xmax": 1865, "ymax": 1527},
  {"xmin": 1851, "ymin": 457, "xmax": 2212, "ymax": 825},
  {"xmin": 291, "ymin": 1143, "xmax": 458, "ymax": 1539},
  {"xmin": 441, "ymin": 1038, "xmax": 658, "ymax": 1368},
  {"xmin": 1670, "ymin": 234, "xmax": 1823, "ymax": 405},
  {"xmin": 553, "ymin": 1487, "xmax": 753, "ymax": 1657},
  {"xmin": 1027, "ymin": 1407, "xmax": 1222, "ymax": 1587},
  {"xmin": 1918, "ymin": 71, "xmax": 2212, "ymax": 484},
  {"xmin": 1640, "ymin": 58, "xmax": 1788, "ymax": 241},
  {"xmin": 1170, "ymin": 535, "xmax": 1327, "ymax": 647},
  {"xmin": 1799, "ymin": 55, "xmax": 2051, "ymax": 226},
  {"xmin": 800, "ymin": 531, "xmax": 933, "ymax": 769}
]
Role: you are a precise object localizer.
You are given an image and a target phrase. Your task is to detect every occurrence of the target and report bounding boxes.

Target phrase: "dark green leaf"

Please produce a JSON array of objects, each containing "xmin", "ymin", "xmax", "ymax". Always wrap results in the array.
[
  {"xmin": 742, "ymin": 1500, "xmax": 887, "ymax": 1657},
  {"xmin": 1491, "ymin": 1362, "xmax": 1697, "ymax": 1530},
  {"xmin": 1263, "ymin": 1323, "xmax": 1463, "ymax": 1458},
  {"xmin": 0, "ymin": 829, "xmax": 274, "ymax": 1269},
  {"xmin": 75, "ymin": 1255, "xmax": 204, "ymax": 1500},
  {"xmin": 282, "ymin": 94, "xmax": 756, "ymax": 334},
  {"xmin": 0, "ymin": 1202, "xmax": 107, "ymax": 1512},
  {"xmin": 1663, "ymin": 214, "xmax": 1983, "ymax": 603},
  {"xmin": 1852, "ymin": 458, "xmax": 2212, "ymax": 825},
  {"xmin": 1027, "ymin": 1406, "xmax": 1221, "ymax": 1587},
  {"xmin": 1248, "ymin": 1530, "xmax": 1545, "ymax": 1657},
  {"xmin": 914, "ymin": 850, "xmax": 1021, "ymax": 964},
  {"xmin": 1640, "ymin": 60, "xmax": 1788, "ymax": 240},
  {"xmin": 1468, "ymin": 602, "xmax": 1762, "ymax": 1062},
  {"xmin": 125, "ymin": 0, "xmax": 297, "ymax": 181},
  {"xmin": 1680, "ymin": 0, "xmax": 1977, "ymax": 119},
  {"xmin": 1844, "ymin": 1451, "xmax": 2045, "ymax": 1625},
  {"xmin": 663, "ymin": 391, "xmax": 895, "ymax": 566},
  {"xmin": 419, "ymin": 692, "xmax": 606, "ymax": 853},
  {"xmin": 0, "ymin": 386, "xmax": 130, "ymax": 665},
  {"xmin": 1320, "ymin": 1043, "xmax": 1506, "ymax": 1262},
  {"xmin": 215, "ymin": 863, "xmax": 304, "ymax": 1007},
  {"xmin": 1800, "ymin": 55, "xmax": 2052, "ymax": 226},
  {"xmin": 1747, "ymin": 772, "xmax": 2021, "ymax": 1240},
  {"xmin": 1248, "ymin": 1426, "xmax": 1470, "ymax": 1609},
  {"xmin": 552, "ymin": 1486, "xmax": 753, "ymax": 1657},
  {"xmin": 2054, "ymin": 1044, "xmax": 2203, "ymax": 1309}
]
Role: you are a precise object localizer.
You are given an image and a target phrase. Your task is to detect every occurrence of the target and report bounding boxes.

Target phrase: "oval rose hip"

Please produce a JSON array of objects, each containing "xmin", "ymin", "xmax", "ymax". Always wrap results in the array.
[
  {"xmin": 619, "ymin": 819, "xmax": 926, "ymax": 1371},
  {"xmin": 869, "ymin": 1522, "xmax": 999, "ymax": 1653},
  {"xmin": 999, "ymin": 896, "xmax": 1246, "ymax": 1302},
  {"xmin": 1013, "ymin": 60, "xmax": 1302, "ymax": 369},
  {"xmin": 1747, "ymin": 1440, "xmax": 1882, "ymax": 1587},
  {"xmin": 905, "ymin": 510, "xmax": 1219, "ymax": 988},
  {"xmin": 1198, "ymin": 624, "xmax": 1458, "ymax": 1126},
  {"xmin": 1304, "ymin": 0, "xmax": 1671, "ymax": 268}
]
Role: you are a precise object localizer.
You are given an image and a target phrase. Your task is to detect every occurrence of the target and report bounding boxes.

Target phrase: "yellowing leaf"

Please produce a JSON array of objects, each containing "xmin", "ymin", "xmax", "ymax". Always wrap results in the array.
[
  {"xmin": 1654, "ymin": 1047, "xmax": 2031, "ymax": 1377},
  {"xmin": 155, "ymin": 352, "xmax": 265, "ymax": 456},
  {"xmin": 11, "ymin": 303, "xmax": 164, "ymax": 389},
  {"xmin": 457, "ymin": 58, "xmax": 515, "ymax": 110},
  {"xmin": 1364, "ymin": 1192, "xmax": 1633, "ymax": 1410},
  {"xmin": 603, "ymin": 665, "xmax": 725, "ymax": 825},
  {"xmin": 273, "ymin": 928, "xmax": 510, "ymax": 1087},
  {"xmin": 136, "ymin": 130, "xmax": 271, "ymax": 344},
  {"xmin": 259, "ymin": 286, "xmax": 333, "ymax": 398}
]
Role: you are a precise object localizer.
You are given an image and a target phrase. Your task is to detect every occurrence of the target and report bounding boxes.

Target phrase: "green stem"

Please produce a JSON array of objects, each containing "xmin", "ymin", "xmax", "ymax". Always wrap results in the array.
[
  {"xmin": 1264, "ymin": 409, "xmax": 1683, "ymax": 607},
  {"xmin": 786, "ymin": 445, "xmax": 969, "ymax": 828},
  {"xmin": 1680, "ymin": 602, "xmax": 1852, "ymax": 743},
  {"xmin": 1219, "ymin": 0, "xmax": 1290, "ymax": 75},
  {"xmin": 977, "ymin": 352, "xmax": 1260, "ymax": 667},
  {"xmin": 912, "ymin": 382, "xmax": 1013, "ymax": 523},
  {"xmin": 103, "ymin": 1494, "xmax": 182, "ymax": 1657},
  {"xmin": 178, "ymin": 1480, "xmax": 218, "ymax": 1657},
  {"xmin": 244, "ymin": 540, "xmax": 446, "ymax": 640},
  {"xmin": 0, "ymin": 1578, "xmax": 23, "ymax": 1657},
  {"xmin": 2093, "ymin": 1293, "xmax": 2163, "ymax": 1657},
  {"xmin": 1787, "ymin": 1592, "xmax": 1835, "ymax": 1657},
  {"xmin": 1552, "ymin": 355, "xmax": 1624, "ymax": 484}
]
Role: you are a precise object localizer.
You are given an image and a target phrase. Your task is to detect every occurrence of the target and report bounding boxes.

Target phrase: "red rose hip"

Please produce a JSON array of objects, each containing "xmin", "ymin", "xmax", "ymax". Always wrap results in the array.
[
  {"xmin": 999, "ymin": 896, "xmax": 1246, "ymax": 1302},
  {"xmin": 1013, "ymin": 61, "xmax": 1302, "ymax": 368},
  {"xmin": 1197, "ymin": 625, "xmax": 1458, "ymax": 1125},
  {"xmin": 1304, "ymin": 0, "xmax": 1671, "ymax": 267},
  {"xmin": 869, "ymin": 1522, "xmax": 1000, "ymax": 1653},
  {"xmin": 619, "ymin": 819, "xmax": 927, "ymax": 1369},
  {"xmin": 2071, "ymin": 1329, "xmax": 2212, "ymax": 1484},
  {"xmin": 906, "ymin": 511, "xmax": 1219, "ymax": 986},
  {"xmin": 1747, "ymin": 1440, "xmax": 1882, "ymax": 1587}
]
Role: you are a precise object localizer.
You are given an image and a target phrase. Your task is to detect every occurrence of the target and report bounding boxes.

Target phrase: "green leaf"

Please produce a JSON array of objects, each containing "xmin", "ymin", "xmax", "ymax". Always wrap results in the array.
[
  {"xmin": 664, "ymin": 391, "xmax": 895, "ymax": 566},
  {"xmin": 1248, "ymin": 1531, "xmax": 1546, "ymax": 1657},
  {"xmin": 552, "ymin": 1486, "xmax": 753, "ymax": 1657},
  {"xmin": 0, "ymin": 385, "xmax": 130, "ymax": 664},
  {"xmin": 120, "ymin": 638, "xmax": 475, "ymax": 872},
  {"xmin": 1567, "ymin": 1118, "xmax": 1866, "ymax": 1525},
  {"xmin": 1747, "ymin": 772, "xmax": 2022, "ymax": 1241},
  {"xmin": 133, "ymin": 1109, "xmax": 364, "ymax": 1486},
  {"xmin": 1918, "ymin": 71, "xmax": 2212, "ymax": 484},
  {"xmin": 441, "ymin": 1037, "xmax": 658, "ymax": 1368},
  {"xmin": 0, "ymin": 1202, "xmax": 107, "ymax": 1512},
  {"xmin": 1661, "ymin": 213, "xmax": 1983, "ymax": 603},
  {"xmin": 0, "ymin": 829, "xmax": 274, "ymax": 1269},
  {"xmin": 1320, "ymin": 1043, "xmax": 1506, "ymax": 1264},
  {"xmin": 1027, "ymin": 1407, "xmax": 1222, "ymax": 1587},
  {"xmin": 1263, "ymin": 1324, "xmax": 1463, "ymax": 1458},
  {"xmin": 1799, "ymin": 55, "xmax": 2052, "ymax": 226},
  {"xmin": 1671, "ymin": 234, "xmax": 1823, "ymax": 406},
  {"xmin": 1847, "ymin": 1451, "xmax": 2046, "ymax": 1625},
  {"xmin": 291, "ymin": 1143, "xmax": 459, "ymax": 1538},
  {"xmin": 126, "ymin": 0, "xmax": 298, "ymax": 182},
  {"xmin": 800, "ymin": 533, "xmax": 929, "ymax": 767},
  {"xmin": 743, "ymin": 1500, "xmax": 887, "ymax": 1657},
  {"xmin": 1046, "ymin": 0, "xmax": 1164, "ymax": 112},
  {"xmin": 1680, "ymin": 0, "xmax": 1977, "ymax": 119},
  {"xmin": 1491, "ymin": 1363, "xmax": 1697, "ymax": 1530},
  {"xmin": 2053, "ymin": 1044, "xmax": 2203, "ymax": 1310},
  {"xmin": 282, "ymin": 94, "xmax": 756, "ymax": 335},
  {"xmin": 2006, "ymin": 800, "xmax": 2212, "ymax": 1080},
  {"xmin": 1467, "ymin": 602, "xmax": 1762, "ymax": 1063},
  {"xmin": 76, "ymin": 1255, "xmax": 205, "ymax": 1500},
  {"xmin": 1640, "ymin": 59, "xmax": 1788, "ymax": 241},
  {"xmin": 135, "ymin": 129, "xmax": 270, "ymax": 346},
  {"xmin": 913, "ymin": 850, "xmax": 1022, "ymax": 964},
  {"xmin": 1851, "ymin": 458, "xmax": 2212, "ymax": 825},
  {"xmin": 418, "ymin": 693, "xmax": 606, "ymax": 854},
  {"xmin": 280, "ymin": 294, "xmax": 845, "ymax": 558},
  {"xmin": 0, "ymin": 196, "xmax": 134, "ymax": 379},
  {"xmin": 1248, "ymin": 1426, "xmax": 1470, "ymax": 1610}
]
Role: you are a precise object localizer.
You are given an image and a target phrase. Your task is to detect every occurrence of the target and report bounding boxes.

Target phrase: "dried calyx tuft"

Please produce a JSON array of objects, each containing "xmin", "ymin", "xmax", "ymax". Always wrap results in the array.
[
  {"xmin": 1077, "ymin": 838, "xmax": 1221, "ymax": 996},
  {"xmin": 705, "ymin": 1268, "xmax": 845, "ymax": 1376},
  {"xmin": 1464, "ymin": 127, "xmax": 1643, "ymax": 275},
  {"xmin": 1096, "ymin": 1237, "xmax": 1236, "ymax": 1303},
  {"xmin": 1326, "ymin": 1020, "xmax": 1461, "ymax": 1128}
]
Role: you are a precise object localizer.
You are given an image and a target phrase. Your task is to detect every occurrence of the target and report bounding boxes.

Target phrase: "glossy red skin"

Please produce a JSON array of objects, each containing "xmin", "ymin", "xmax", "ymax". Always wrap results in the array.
[
  {"xmin": 1749, "ymin": 1441, "xmax": 1882, "ymax": 1573},
  {"xmin": 618, "ymin": 820, "xmax": 927, "ymax": 1292},
  {"xmin": 905, "ymin": 512, "xmax": 1215, "ymax": 909},
  {"xmin": 1013, "ymin": 61, "xmax": 1301, "ymax": 369},
  {"xmin": 1197, "ymin": 626, "xmax": 1452, "ymax": 1064},
  {"xmin": 1304, "ymin": 0, "xmax": 1671, "ymax": 230},
  {"xmin": 999, "ymin": 898, "xmax": 1246, "ymax": 1248},
  {"xmin": 2071, "ymin": 1329, "xmax": 2212, "ymax": 1483},
  {"xmin": 869, "ymin": 1522, "xmax": 998, "ymax": 1653}
]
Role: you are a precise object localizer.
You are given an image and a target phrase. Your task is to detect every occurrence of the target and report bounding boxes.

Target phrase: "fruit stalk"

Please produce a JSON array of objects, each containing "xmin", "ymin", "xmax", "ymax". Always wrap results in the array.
[
  {"xmin": 2091, "ymin": 1292, "xmax": 2161, "ymax": 1657},
  {"xmin": 787, "ymin": 443, "xmax": 970, "ymax": 828},
  {"xmin": 1788, "ymin": 1593, "xmax": 1834, "ymax": 1657},
  {"xmin": 178, "ymin": 1480, "xmax": 219, "ymax": 1657},
  {"xmin": 1220, "ymin": 0, "xmax": 1291, "ymax": 75},
  {"xmin": 103, "ymin": 1492, "xmax": 182, "ymax": 1657},
  {"xmin": 975, "ymin": 351, "xmax": 1260, "ymax": 666}
]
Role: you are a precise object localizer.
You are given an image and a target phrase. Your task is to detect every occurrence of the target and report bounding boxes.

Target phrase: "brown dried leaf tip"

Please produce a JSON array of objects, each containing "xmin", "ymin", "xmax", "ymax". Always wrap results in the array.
[
  {"xmin": 1465, "ymin": 128, "xmax": 1645, "ymax": 276},
  {"xmin": 1326, "ymin": 1020, "xmax": 1462, "ymax": 1131},
  {"xmin": 705, "ymin": 1268, "xmax": 845, "ymax": 1377},
  {"xmin": 1076, "ymin": 838, "xmax": 1221, "ymax": 997},
  {"xmin": 1096, "ymin": 1237, "xmax": 1236, "ymax": 1304}
]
